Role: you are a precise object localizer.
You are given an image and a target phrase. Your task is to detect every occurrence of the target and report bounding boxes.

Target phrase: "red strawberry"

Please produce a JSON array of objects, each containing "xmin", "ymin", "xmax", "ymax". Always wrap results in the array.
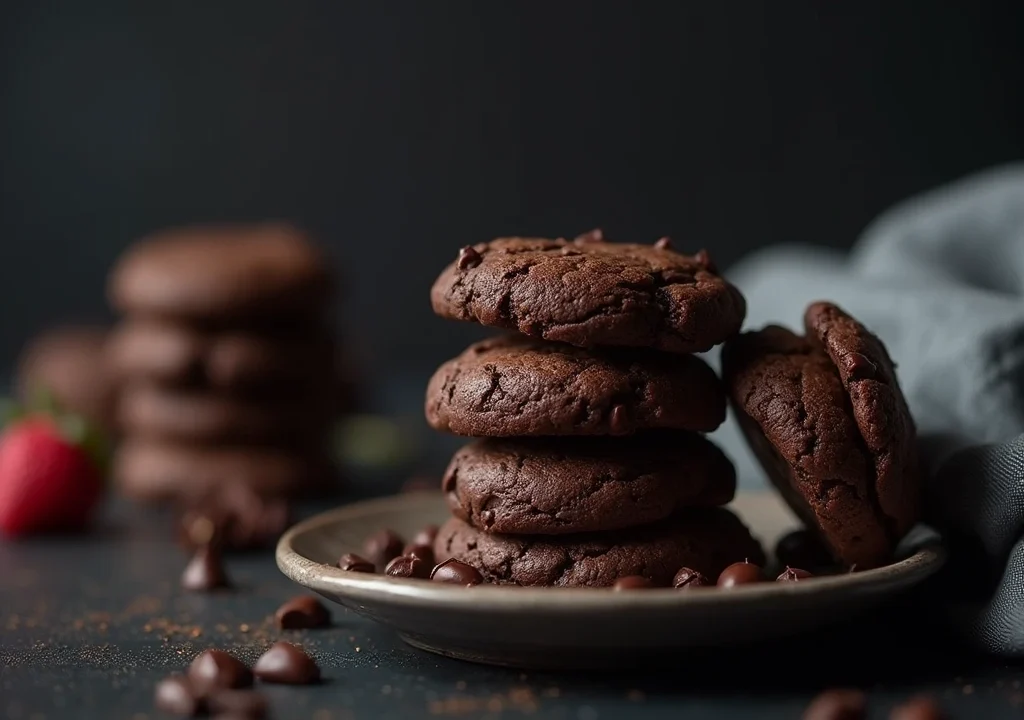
[{"xmin": 0, "ymin": 409, "xmax": 106, "ymax": 537}]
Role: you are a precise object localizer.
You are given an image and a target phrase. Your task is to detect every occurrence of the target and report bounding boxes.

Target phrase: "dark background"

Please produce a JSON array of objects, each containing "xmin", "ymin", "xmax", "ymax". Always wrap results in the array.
[{"xmin": 2, "ymin": 1, "xmax": 1022, "ymax": 383}]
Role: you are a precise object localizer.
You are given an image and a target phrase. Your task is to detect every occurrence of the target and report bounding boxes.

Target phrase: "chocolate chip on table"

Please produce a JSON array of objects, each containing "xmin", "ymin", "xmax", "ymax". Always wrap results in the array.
[
  {"xmin": 653, "ymin": 236, "xmax": 673, "ymax": 250},
  {"xmin": 672, "ymin": 567, "xmax": 710, "ymax": 590},
  {"xmin": 154, "ymin": 674, "xmax": 202, "ymax": 716},
  {"xmin": 889, "ymin": 696, "xmax": 947, "ymax": 720},
  {"xmin": 402, "ymin": 543, "xmax": 436, "ymax": 566},
  {"xmin": 457, "ymin": 245, "xmax": 482, "ymax": 270},
  {"xmin": 253, "ymin": 641, "xmax": 321, "ymax": 684},
  {"xmin": 206, "ymin": 689, "xmax": 269, "ymax": 718},
  {"xmin": 412, "ymin": 524, "xmax": 440, "ymax": 547},
  {"xmin": 803, "ymin": 689, "xmax": 866, "ymax": 720},
  {"xmin": 777, "ymin": 567, "xmax": 814, "ymax": 582},
  {"xmin": 181, "ymin": 545, "xmax": 231, "ymax": 591},
  {"xmin": 338, "ymin": 552, "xmax": 375, "ymax": 573},
  {"xmin": 188, "ymin": 650, "xmax": 253, "ymax": 694},
  {"xmin": 363, "ymin": 529, "xmax": 405, "ymax": 571},
  {"xmin": 612, "ymin": 575, "xmax": 655, "ymax": 590},
  {"xmin": 275, "ymin": 595, "xmax": 331, "ymax": 629},
  {"xmin": 430, "ymin": 558, "xmax": 484, "ymax": 586},
  {"xmin": 717, "ymin": 560, "xmax": 766, "ymax": 587},
  {"xmin": 385, "ymin": 554, "xmax": 431, "ymax": 579},
  {"xmin": 775, "ymin": 529, "xmax": 834, "ymax": 572}
]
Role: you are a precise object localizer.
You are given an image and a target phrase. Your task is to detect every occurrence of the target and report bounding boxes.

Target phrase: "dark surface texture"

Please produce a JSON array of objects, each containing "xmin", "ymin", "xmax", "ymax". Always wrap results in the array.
[{"xmin": 2, "ymin": 496, "xmax": 1023, "ymax": 719}]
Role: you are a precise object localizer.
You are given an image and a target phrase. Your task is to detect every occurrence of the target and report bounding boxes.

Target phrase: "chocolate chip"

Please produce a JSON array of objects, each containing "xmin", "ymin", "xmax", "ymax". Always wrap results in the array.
[
  {"xmin": 275, "ymin": 595, "xmax": 331, "ymax": 629},
  {"xmin": 609, "ymin": 404, "xmax": 630, "ymax": 435},
  {"xmin": 694, "ymin": 248, "xmax": 718, "ymax": 274},
  {"xmin": 775, "ymin": 529, "xmax": 834, "ymax": 571},
  {"xmin": 154, "ymin": 674, "xmax": 202, "ymax": 716},
  {"xmin": 187, "ymin": 650, "xmax": 253, "ymax": 694},
  {"xmin": 338, "ymin": 553, "xmax": 375, "ymax": 573},
  {"xmin": 363, "ymin": 529, "xmax": 404, "ymax": 571},
  {"xmin": 574, "ymin": 228, "xmax": 604, "ymax": 244},
  {"xmin": 653, "ymin": 236, "xmax": 673, "ymax": 250},
  {"xmin": 803, "ymin": 689, "xmax": 866, "ymax": 720},
  {"xmin": 777, "ymin": 566, "xmax": 814, "ymax": 582},
  {"xmin": 717, "ymin": 560, "xmax": 765, "ymax": 587},
  {"xmin": 181, "ymin": 545, "xmax": 231, "ymax": 592},
  {"xmin": 412, "ymin": 524, "xmax": 439, "ymax": 547},
  {"xmin": 402, "ymin": 543, "xmax": 436, "ymax": 566},
  {"xmin": 457, "ymin": 245, "xmax": 482, "ymax": 270},
  {"xmin": 430, "ymin": 558, "xmax": 484, "ymax": 586},
  {"xmin": 479, "ymin": 509, "xmax": 496, "ymax": 528},
  {"xmin": 672, "ymin": 567, "xmax": 710, "ymax": 590},
  {"xmin": 890, "ymin": 696, "xmax": 946, "ymax": 720},
  {"xmin": 385, "ymin": 554, "xmax": 431, "ymax": 579},
  {"xmin": 613, "ymin": 575, "xmax": 655, "ymax": 590},
  {"xmin": 842, "ymin": 351, "xmax": 877, "ymax": 380},
  {"xmin": 253, "ymin": 641, "xmax": 320, "ymax": 685},
  {"xmin": 206, "ymin": 689, "xmax": 269, "ymax": 718}
]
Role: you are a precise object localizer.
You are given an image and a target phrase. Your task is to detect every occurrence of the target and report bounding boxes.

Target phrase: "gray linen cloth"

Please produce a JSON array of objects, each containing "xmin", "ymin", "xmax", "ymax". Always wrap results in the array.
[{"xmin": 708, "ymin": 164, "xmax": 1024, "ymax": 657}]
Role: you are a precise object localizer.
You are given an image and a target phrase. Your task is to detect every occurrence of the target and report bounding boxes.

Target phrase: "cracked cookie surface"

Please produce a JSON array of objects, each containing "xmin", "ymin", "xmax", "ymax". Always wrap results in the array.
[
  {"xmin": 430, "ymin": 237, "xmax": 746, "ymax": 353},
  {"xmin": 722, "ymin": 306, "xmax": 919, "ymax": 569},
  {"xmin": 433, "ymin": 507, "xmax": 764, "ymax": 587},
  {"xmin": 425, "ymin": 335, "xmax": 726, "ymax": 436},
  {"xmin": 444, "ymin": 433, "xmax": 736, "ymax": 535}
]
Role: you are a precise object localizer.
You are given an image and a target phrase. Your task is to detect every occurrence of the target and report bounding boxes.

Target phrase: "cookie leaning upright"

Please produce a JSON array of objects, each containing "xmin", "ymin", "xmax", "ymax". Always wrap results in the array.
[
  {"xmin": 721, "ymin": 302, "xmax": 919, "ymax": 570},
  {"xmin": 430, "ymin": 235, "xmax": 746, "ymax": 354}
]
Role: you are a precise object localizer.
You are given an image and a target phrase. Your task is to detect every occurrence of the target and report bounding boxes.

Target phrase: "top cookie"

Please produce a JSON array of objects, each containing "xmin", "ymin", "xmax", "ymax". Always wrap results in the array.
[
  {"xmin": 430, "ymin": 235, "xmax": 746, "ymax": 353},
  {"xmin": 109, "ymin": 224, "xmax": 333, "ymax": 321},
  {"xmin": 722, "ymin": 303, "xmax": 919, "ymax": 569}
]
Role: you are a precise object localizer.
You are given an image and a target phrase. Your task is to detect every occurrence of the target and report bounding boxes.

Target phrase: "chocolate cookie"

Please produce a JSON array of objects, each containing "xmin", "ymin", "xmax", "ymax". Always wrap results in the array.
[
  {"xmin": 426, "ymin": 335, "xmax": 726, "ymax": 436},
  {"xmin": 722, "ymin": 303, "xmax": 919, "ymax": 569},
  {"xmin": 106, "ymin": 320, "xmax": 336, "ymax": 392},
  {"xmin": 430, "ymin": 236, "xmax": 745, "ymax": 353},
  {"xmin": 117, "ymin": 384, "xmax": 331, "ymax": 444},
  {"xmin": 108, "ymin": 223, "xmax": 332, "ymax": 321},
  {"xmin": 433, "ymin": 507, "xmax": 764, "ymax": 587},
  {"xmin": 444, "ymin": 433, "xmax": 736, "ymax": 535},
  {"xmin": 114, "ymin": 438, "xmax": 328, "ymax": 502}
]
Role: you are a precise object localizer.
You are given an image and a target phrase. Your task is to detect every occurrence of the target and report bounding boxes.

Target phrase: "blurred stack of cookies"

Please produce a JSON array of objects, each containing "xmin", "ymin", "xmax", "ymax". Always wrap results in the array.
[
  {"xmin": 107, "ymin": 224, "xmax": 342, "ymax": 508},
  {"xmin": 424, "ymin": 233, "xmax": 765, "ymax": 587}
]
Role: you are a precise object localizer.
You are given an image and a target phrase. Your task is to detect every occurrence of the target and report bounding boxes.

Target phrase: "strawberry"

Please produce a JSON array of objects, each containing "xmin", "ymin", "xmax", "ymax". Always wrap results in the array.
[{"xmin": 0, "ymin": 393, "xmax": 108, "ymax": 537}]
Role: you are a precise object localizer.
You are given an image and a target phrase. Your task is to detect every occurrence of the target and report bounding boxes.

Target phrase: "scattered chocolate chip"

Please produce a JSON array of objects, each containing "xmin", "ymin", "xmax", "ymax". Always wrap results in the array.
[
  {"xmin": 181, "ymin": 545, "xmax": 231, "ymax": 592},
  {"xmin": 717, "ymin": 560, "xmax": 765, "ymax": 587},
  {"xmin": 253, "ymin": 642, "xmax": 320, "ymax": 685},
  {"xmin": 693, "ymin": 248, "xmax": 718, "ymax": 274},
  {"xmin": 653, "ymin": 236, "xmax": 673, "ymax": 250},
  {"xmin": 177, "ymin": 485, "xmax": 292, "ymax": 552},
  {"xmin": 775, "ymin": 529, "xmax": 834, "ymax": 571},
  {"xmin": 672, "ymin": 567, "xmax": 710, "ymax": 589},
  {"xmin": 803, "ymin": 689, "xmax": 866, "ymax": 720},
  {"xmin": 363, "ymin": 529, "xmax": 405, "ymax": 571},
  {"xmin": 430, "ymin": 558, "xmax": 484, "ymax": 586},
  {"xmin": 608, "ymin": 404, "xmax": 630, "ymax": 435},
  {"xmin": 889, "ymin": 696, "xmax": 946, "ymax": 720},
  {"xmin": 206, "ymin": 689, "xmax": 269, "ymax": 718},
  {"xmin": 187, "ymin": 650, "xmax": 253, "ymax": 694},
  {"xmin": 777, "ymin": 566, "xmax": 814, "ymax": 582},
  {"xmin": 457, "ymin": 245, "xmax": 482, "ymax": 270},
  {"xmin": 385, "ymin": 554, "xmax": 431, "ymax": 579},
  {"xmin": 613, "ymin": 575, "xmax": 655, "ymax": 590},
  {"xmin": 842, "ymin": 352, "xmax": 877, "ymax": 380},
  {"xmin": 154, "ymin": 674, "xmax": 202, "ymax": 716},
  {"xmin": 402, "ymin": 543, "xmax": 436, "ymax": 566},
  {"xmin": 275, "ymin": 595, "xmax": 331, "ymax": 629},
  {"xmin": 412, "ymin": 524, "xmax": 440, "ymax": 547},
  {"xmin": 574, "ymin": 228, "xmax": 604, "ymax": 244},
  {"xmin": 338, "ymin": 552, "xmax": 375, "ymax": 573}
]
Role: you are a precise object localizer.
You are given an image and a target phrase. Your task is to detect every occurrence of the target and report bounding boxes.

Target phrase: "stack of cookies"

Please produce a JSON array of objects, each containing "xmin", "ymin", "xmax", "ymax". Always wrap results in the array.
[
  {"xmin": 107, "ymin": 224, "xmax": 341, "ymax": 505},
  {"xmin": 425, "ymin": 234, "xmax": 765, "ymax": 587}
]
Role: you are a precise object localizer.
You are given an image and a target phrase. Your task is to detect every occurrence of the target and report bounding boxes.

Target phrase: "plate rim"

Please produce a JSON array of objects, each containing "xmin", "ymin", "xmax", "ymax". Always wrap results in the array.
[{"xmin": 276, "ymin": 491, "xmax": 946, "ymax": 612}]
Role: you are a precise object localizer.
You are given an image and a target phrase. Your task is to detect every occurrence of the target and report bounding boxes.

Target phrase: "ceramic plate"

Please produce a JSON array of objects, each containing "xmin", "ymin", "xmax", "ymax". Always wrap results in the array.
[{"xmin": 276, "ymin": 491, "xmax": 943, "ymax": 669}]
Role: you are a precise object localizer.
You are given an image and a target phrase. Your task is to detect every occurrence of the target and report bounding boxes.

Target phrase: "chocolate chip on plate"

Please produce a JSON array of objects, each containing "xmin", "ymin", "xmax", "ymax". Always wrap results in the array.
[
  {"xmin": 363, "ymin": 529, "xmax": 404, "ymax": 571},
  {"xmin": 775, "ymin": 529, "xmax": 833, "ymax": 571},
  {"xmin": 777, "ymin": 567, "xmax": 814, "ymax": 582},
  {"xmin": 612, "ymin": 575, "xmax": 655, "ymax": 590},
  {"xmin": 889, "ymin": 695, "xmax": 947, "ymax": 720},
  {"xmin": 181, "ymin": 545, "xmax": 231, "ymax": 592},
  {"xmin": 803, "ymin": 688, "xmax": 866, "ymax": 720},
  {"xmin": 338, "ymin": 552, "xmax": 375, "ymax": 573},
  {"xmin": 717, "ymin": 560, "xmax": 765, "ymax": 587},
  {"xmin": 253, "ymin": 641, "xmax": 321, "ymax": 684},
  {"xmin": 275, "ymin": 596, "xmax": 331, "ymax": 629},
  {"xmin": 672, "ymin": 567, "xmax": 710, "ymax": 590},
  {"xmin": 402, "ymin": 543, "xmax": 436, "ymax": 566},
  {"xmin": 154, "ymin": 674, "xmax": 202, "ymax": 716},
  {"xmin": 385, "ymin": 554, "xmax": 431, "ymax": 579},
  {"xmin": 188, "ymin": 649, "xmax": 253, "ymax": 694},
  {"xmin": 430, "ymin": 559, "xmax": 484, "ymax": 586}
]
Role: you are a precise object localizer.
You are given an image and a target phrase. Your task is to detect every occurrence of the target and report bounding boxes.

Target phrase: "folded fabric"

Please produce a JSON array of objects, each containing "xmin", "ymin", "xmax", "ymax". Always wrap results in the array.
[{"xmin": 709, "ymin": 164, "xmax": 1024, "ymax": 657}]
